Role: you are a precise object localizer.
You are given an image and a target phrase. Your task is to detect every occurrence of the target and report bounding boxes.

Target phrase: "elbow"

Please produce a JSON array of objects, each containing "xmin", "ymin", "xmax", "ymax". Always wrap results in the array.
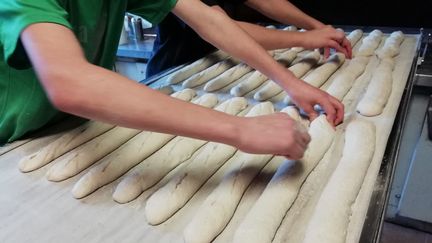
[{"xmin": 39, "ymin": 70, "xmax": 84, "ymax": 114}]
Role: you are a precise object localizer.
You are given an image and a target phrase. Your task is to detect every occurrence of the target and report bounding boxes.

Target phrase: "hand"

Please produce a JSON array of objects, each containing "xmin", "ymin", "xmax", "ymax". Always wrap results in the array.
[
  {"xmin": 300, "ymin": 25, "xmax": 352, "ymax": 59},
  {"xmin": 235, "ymin": 113, "xmax": 311, "ymax": 160},
  {"xmin": 288, "ymin": 80, "xmax": 344, "ymax": 126}
]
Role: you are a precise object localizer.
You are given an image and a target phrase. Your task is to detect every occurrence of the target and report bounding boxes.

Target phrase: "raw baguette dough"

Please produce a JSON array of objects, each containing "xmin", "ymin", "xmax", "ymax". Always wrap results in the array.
[
  {"xmin": 112, "ymin": 97, "xmax": 248, "ymax": 203},
  {"xmin": 254, "ymin": 51, "xmax": 320, "ymax": 101},
  {"xmin": 45, "ymin": 89, "xmax": 197, "ymax": 182},
  {"xmin": 326, "ymin": 56, "xmax": 369, "ymax": 100},
  {"xmin": 346, "ymin": 29, "xmax": 363, "ymax": 47},
  {"xmin": 230, "ymin": 70, "xmax": 269, "ymax": 97},
  {"xmin": 232, "ymin": 115, "xmax": 335, "ymax": 243},
  {"xmin": 376, "ymin": 31, "xmax": 404, "ymax": 59},
  {"xmin": 183, "ymin": 102, "xmax": 276, "ymax": 243},
  {"xmin": 303, "ymin": 119, "xmax": 375, "ymax": 243},
  {"xmin": 72, "ymin": 94, "xmax": 219, "ymax": 199},
  {"xmin": 283, "ymin": 52, "xmax": 344, "ymax": 105},
  {"xmin": 144, "ymin": 101, "xmax": 272, "ymax": 225},
  {"xmin": 357, "ymin": 29, "xmax": 383, "ymax": 56},
  {"xmin": 167, "ymin": 50, "xmax": 229, "ymax": 84},
  {"xmin": 303, "ymin": 52, "xmax": 346, "ymax": 87},
  {"xmin": 357, "ymin": 58, "xmax": 394, "ymax": 116},
  {"xmin": 203, "ymin": 63, "xmax": 252, "ymax": 92},
  {"xmin": 182, "ymin": 58, "xmax": 240, "ymax": 88},
  {"xmin": 19, "ymin": 121, "xmax": 114, "ymax": 173},
  {"xmin": 230, "ymin": 51, "xmax": 297, "ymax": 97}
]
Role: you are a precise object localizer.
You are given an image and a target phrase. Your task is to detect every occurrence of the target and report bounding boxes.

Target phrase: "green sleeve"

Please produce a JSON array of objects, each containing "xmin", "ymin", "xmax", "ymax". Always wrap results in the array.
[
  {"xmin": 127, "ymin": 0, "xmax": 178, "ymax": 25},
  {"xmin": 0, "ymin": 0, "xmax": 72, "ymax": 69}
]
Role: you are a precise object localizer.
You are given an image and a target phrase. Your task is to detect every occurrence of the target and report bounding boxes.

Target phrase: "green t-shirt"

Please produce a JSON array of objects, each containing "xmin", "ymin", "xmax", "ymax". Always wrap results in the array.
[{"xmin": 0, "ymin": 0, "xmax": 178, "ymax": 145}]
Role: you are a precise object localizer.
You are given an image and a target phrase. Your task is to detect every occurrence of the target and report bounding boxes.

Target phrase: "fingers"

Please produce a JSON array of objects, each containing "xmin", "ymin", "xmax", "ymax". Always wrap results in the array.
[
  {"xmin": 323, "ymin": 47, "xmax": 330, "ymax": 59},
  {"xmin": 329, "ymin": 95, "xmax": 344, "ymax": 124},
  {"xmin": 282, "ymin": 142, "xmax": 305, "ymax": 160},
  {"xmin": 302, "ymin": 104, "xmax": 319, "ymax": 122},
  {"xmin": 342, "ymin": 37, "xmax": 352, "ymax": 58},
  {"xmin": 327, "ymin": 39, "xmax": 349, "ymax": 57}
]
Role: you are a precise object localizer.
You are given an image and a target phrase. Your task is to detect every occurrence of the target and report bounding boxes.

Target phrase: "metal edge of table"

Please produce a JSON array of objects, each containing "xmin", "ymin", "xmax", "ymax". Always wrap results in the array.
[{"xmin": 359, "ymin": 28, "xmax": 424, "ymax": 243}]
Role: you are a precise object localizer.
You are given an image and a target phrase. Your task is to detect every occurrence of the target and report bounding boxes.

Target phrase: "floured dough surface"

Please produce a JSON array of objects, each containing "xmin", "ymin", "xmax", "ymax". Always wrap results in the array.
[
  {"xmin": 357, "ymin": 58, "xmax": 395, "ymax": 116},
  {"xmin": 303, "ymin": 119, "xmax": 375, "ymax": 243},
  {"xmin": 232, "ymin": 115, "xmax": 335, "ymax": 243}
]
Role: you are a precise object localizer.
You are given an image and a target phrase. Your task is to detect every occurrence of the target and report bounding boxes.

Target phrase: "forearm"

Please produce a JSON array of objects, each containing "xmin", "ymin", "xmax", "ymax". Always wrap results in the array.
[
  {"xmin": 245, "ymin": 0, "xmax": 324, "ymax": 30},
  {"xmin": 20, "ymin": 23, "xmax": 243, "ymax": 147},
  {"xmin": 173, "ymin": 0, "xmax": 299, "ymax": 90},
  {"xmin": 235, "ymin": 21, "xmax": 304, "ymax": 49},
  {"xmin": 55, "ymin": 65, "xmax": 242, "ymax": 145}
]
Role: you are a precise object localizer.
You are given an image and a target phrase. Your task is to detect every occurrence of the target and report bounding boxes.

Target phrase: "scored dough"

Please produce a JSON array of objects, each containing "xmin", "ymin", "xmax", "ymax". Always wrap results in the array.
[
  {"xmin": 71, "ymin": 94, "xmax": 218, "ymax": 199},
  {"xmin": 112, "ymin": 97, "xmax": 248, "ymax": 204},
  {"xmin": 346, "ymin": 29, "xmax": 363, "ymax": 47},
  {"xmin": 376, "ymin": 31, "xmax": 405, "ymax": 59},
  {"xmin": 183, "ymin": 102, "xmax": 277, "ymax": 243},
  {"xmin": 326, "ymin": 56, "xmax": 369, "ymax": 100},
  {"xmin": 203, "ymin": 63, "xmax": 253, "ymax": 92},
  {"xmin": 357, "ymin": 30, "xmax": 383, "ymax": 57},
  {"xmin": 18, "ymin": 121, "xmax": 115, "ymax": 173},
  {"xmin": 253, "ymin": 51, "xmax": 320, "ymax": 101},
  {"xmin": 182, "ymin": 58, "xmax": 240, "ymax": 88},
  {"xmin": 357, "ymin": 58, "xmax": 394, "ymax": 116},
  {"xmin": 283, "ymin": 52, "xmax": 345, "ymax": 105},
  {"xmin": 303, "ymin": 52, "xmax": 346, "ymax": 88},
  {"xmin": 232, "ymin": 115, "xmax": 335, "ymax": 243},
  {"xmin": 167, "ymin": 50, "xmax": 229, "ymax": 84},
  {"xmin": 45, "ymin": 89, "xmax": 197, "ymax": 182},
  {"xmin": 303, "ymin": 119, "xmax": 375, "ymax": 243},
  {"xmin": 230, "ymin": 50, "xmax": 298, "ymax": 97}
]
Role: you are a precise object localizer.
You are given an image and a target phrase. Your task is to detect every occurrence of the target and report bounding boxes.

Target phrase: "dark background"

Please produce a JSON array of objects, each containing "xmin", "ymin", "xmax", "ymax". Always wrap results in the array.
[{"xmin": 235, "ymin": 0, "xmax": 431, "ymax": 28}]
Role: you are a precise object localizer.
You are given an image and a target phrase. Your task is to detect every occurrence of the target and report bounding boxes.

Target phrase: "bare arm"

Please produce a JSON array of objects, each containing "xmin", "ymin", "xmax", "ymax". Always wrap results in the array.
[
  {"xmin": 173, "ymin": 0, "xmax": 344, "ymax": 124},
  {"xmin": 20, "ymin": 22, "xmax": 309, "ymax": 158},
  {"xmin": 243, "ymin": 0, "xmax": 352, "ymax": 58}
]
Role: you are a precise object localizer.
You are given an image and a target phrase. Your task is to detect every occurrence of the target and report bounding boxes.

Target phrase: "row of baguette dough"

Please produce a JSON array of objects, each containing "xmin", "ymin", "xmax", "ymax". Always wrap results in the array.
[
  {"xmin": 17, "ymin": 28, "xmax": 403, "ymax": 242},
  {"xmin": 165, "ymin": 29, "xmax": 403, "ymax": 118}
]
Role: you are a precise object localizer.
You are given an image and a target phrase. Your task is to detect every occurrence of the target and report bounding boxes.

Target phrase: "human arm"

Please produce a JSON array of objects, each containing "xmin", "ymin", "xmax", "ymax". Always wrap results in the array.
[
  {"xmin": 243, "ymin": 0, "xmax": 352, "ymax": 58},
  {"xmin": 20, "ymin": 22, "xmax": 309, "ymax": 159},
  {"xmin": 172, "ymin": 0, "xmax": 344, "ymax": 124}
]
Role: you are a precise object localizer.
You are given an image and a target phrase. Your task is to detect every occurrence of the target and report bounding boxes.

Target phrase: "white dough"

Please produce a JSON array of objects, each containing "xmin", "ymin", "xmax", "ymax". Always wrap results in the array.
[
  {"xmin": 145, "ymin": 101, "xmax": 276, "ymax": 225},
  {"xmin": 71, "ymin": 94, "xmax": 219, "ymax": 199},
  {"xmin": 232, "ymin": 115, "xmax": 335, "ymax": 243},
  {"xmin": 203, "ymin": 63, "xmax": 252, "ymax": 92},
  {"xmin": 376, "ymin": 31, "xmax": 404, "ymax": 59},
  {"xmin": 346, "ymin": 29, "xmax": 363, "ymax": 47},
  {"xmin": 303, "ymin": 119, "xmax": 376, "ymax": 243},
  {"xmin": 230, "ymin": 70, "xmax": 269, "ymax": 97},
  {"xmin": 183, "ymin": 102, "xmax": 277, "ymax": 243},
  {"xmin": 45, "ymin": 89, "xmax": 196, "ymax": 182},
  {"xmin": 357, "ymin": 58, "xmax": 394, "ymax": 116},
  {"xmin": 112, "ymin": 97, "xmax": 248, "ymax": 203},
  {"xmin": 283, "ymin": 52, "xmax": 344, "ymax": 105},
  {"xmin": 254, "ymin": 51, "xmax": 320, "ymax": 101},
  {"xmin": 182, "ymin": 58, "xmax": 240, "ymax": 88},
  {"xmin": 357, "ymin": 29, "xmax": 383, "ymax": 56},
  {"xmin": 229, "ymin": 51, "xmax": 296, "ymax": 97},
  {"xmin": 18, "ymin": 121, "xmax": 114, "ymax": 173},
  {"xmin": 167, "ymin": 50, "xmax": 229, "ymax": 84},
  {"xmin": 303, "ymin": 52, "xmax": 346, "ymax": 88},
  {"xmin": 326, "ymin": 56, "xmax": 369, "ymax": 100}
]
